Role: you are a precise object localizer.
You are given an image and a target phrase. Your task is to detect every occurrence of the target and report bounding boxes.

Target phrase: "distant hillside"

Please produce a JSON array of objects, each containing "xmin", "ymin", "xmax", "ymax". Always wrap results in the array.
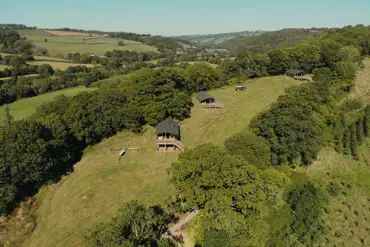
[
  {"xmin": 2, "ymin": 24, "xmax": 191, "ymax": 53},
  {"xmin": 215, "ymin": 28, "xmax": 328, "ymax": 54},
  {"xmin": 175, "ymin": 30, "xmax": 265, "ymax": 47}
]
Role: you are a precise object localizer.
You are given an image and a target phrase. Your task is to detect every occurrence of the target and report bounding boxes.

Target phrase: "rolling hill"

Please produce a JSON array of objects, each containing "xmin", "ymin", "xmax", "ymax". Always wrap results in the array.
[
  {"xmin": 18, "ymin": 29, "xmax": 158, "ymax": 56},
  {"xmin": 175, "ymin": 30, "xmax": 265, "ymax": 47},
  {"xmin": 214, "ymin": 28, "xmax": 327, "ymax": 54}
]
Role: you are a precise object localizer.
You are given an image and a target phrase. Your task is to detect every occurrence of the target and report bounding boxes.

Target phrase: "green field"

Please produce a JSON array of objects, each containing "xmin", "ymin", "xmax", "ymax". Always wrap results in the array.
[
  {"xmin": 33, "ymin": 55, "xmax": 70, "ymax": 62},
  {"xmin": 19, "ymin": 30, "xmax": 158, "ymax": 56},
  {"xmin": 0, "ymin": 87, "xmax": 95, "ymax": 123},
  {"xmin": 27, "ymin": 61, "xmax": 95, "ymax": 70},
  {"xmin": 7, "ymin": 76, "xmax": 298, "ymax": 247}
]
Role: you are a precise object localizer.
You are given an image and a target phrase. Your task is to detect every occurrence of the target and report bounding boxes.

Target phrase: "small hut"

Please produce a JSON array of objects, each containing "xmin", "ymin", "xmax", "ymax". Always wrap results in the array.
[
  {"xmin": 196, "ymin": 91, "xmax": 215, "ymax": 104},
  {"xmin": 285, "ymin": 70, "xmax": 304, "ymax": 77},
  {"xmin": 235, "ymin": 85, "xmax": 247, "ymax": 92},
  {"xmin": 156, "ymin": 118, "xmax": 184, "ymax": 152},
  {"xmin": 195, "ymin": 91, "xmax": 224, "ymax": 109}
]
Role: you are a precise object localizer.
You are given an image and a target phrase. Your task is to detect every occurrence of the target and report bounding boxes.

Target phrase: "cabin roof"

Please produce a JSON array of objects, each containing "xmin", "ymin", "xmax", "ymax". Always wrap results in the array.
[
  {"xmin": 196, "ymin": 91, "xmax": 215, "ymax": 102},
  {"xmin": 156, "ymin": 118, "xmax": 180, "ymax": 137},
  {"xmin": 286, "ymin": 70, "xmax": 304, "ymax": 75}
]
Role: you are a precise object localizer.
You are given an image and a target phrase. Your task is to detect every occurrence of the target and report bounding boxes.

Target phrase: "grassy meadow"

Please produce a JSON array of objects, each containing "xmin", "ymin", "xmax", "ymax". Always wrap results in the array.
[
  {"xmin": 10, "ymin": 76, "xmax": 298, "ymax": 247},
  {"xmin": 0, "ymin": 87, "xmax": 95, "ymax": 124},
  {"xmin": 19, "ymin": 30, "xmax": 158, "ymax": 56}
]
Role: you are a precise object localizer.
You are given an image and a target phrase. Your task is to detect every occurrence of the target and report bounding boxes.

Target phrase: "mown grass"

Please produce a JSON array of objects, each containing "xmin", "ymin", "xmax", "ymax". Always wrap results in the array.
[
  {"xmin": 0, "ymin": 87, "xmax": 95, "ymax": 124},
  {"xmin": 12, "ymin": 76, "xmax": 298, "ymax": 247},
  {"xmin": 19, "ymin": 30, "xmax": 158, "ymax": 56}
]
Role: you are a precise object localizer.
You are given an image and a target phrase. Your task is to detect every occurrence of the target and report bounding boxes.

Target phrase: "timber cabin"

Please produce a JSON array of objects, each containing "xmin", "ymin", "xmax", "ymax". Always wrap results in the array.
[
  {"xmin": 235, "ymin": 85, "xmax": 247, "ymax": 91},
  {"xmin": 156, "ymin": 118, "xmax": 184, "ymax": 152},
  {"xmin": 196, "ymin": 91, "xmax": 224, "ymax": 109},
  {"xmin": 285, "ymin": 70, "xmax": 305, "ymax": 77}
]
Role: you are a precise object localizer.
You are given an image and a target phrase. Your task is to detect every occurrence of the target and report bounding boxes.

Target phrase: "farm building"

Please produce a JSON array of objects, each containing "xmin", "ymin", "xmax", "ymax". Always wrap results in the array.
[
  {"xmin": 196, "ymin": 91, "xmax": 224, "ymax": 109},
  {"xmin": 156, "ymin": 118, "xmax": 184, "ymax": 152},
  {"xmin": 235, "ymin": 85, "xmax": 247, "ymax": 91},
  {"xmin": 285, "ymin": 70, "xmax": 305, "ymax": 77},
  {"xmin": 196, "ymin": 91, "xmax": 215, "ymax": 104}
]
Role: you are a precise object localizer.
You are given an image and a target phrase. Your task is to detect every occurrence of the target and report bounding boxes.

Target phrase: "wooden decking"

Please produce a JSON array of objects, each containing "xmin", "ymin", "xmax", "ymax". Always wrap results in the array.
[
  {"xmin": 201, "ymin": 103, "xmax": 225, "ymax": 109},
  {"xmin": 294, "ymin": 75, "xmax": 313, "ymax": 82},
  {"xmin": 156, "ymin": 138, "xmax": 184, "ymax": 151}
]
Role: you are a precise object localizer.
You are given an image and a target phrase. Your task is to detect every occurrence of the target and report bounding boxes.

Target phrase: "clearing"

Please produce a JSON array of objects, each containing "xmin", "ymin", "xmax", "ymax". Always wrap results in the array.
[
  {"xmin": 10, "ymin": 75, "xmax": 298, "ymax": 247},
  {"xmin": 19, "ymin": 30, "xmax": 158, "ymax": 56},
  {"xmin": 0, "ymin": 87, "xmax": 95, "ymax": 124}
]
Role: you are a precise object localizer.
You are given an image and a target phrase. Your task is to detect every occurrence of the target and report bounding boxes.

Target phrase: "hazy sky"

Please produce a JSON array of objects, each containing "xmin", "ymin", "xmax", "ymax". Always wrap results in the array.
[{"xmin": 2, "ymin": 0, "xmax": 370, "ymax": 36}]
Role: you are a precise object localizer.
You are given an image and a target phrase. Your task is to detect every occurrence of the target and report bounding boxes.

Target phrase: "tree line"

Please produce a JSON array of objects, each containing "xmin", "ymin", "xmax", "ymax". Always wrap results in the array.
[{"xmin": 219, "ymin": 25, "xmax": 370, "ymax": 80}]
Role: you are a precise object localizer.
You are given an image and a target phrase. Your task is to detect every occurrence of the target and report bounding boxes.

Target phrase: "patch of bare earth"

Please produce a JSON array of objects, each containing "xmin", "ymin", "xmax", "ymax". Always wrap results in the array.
[{"xmin": 0, "ymin": 198, "xmax": 38, "ymax": 247}]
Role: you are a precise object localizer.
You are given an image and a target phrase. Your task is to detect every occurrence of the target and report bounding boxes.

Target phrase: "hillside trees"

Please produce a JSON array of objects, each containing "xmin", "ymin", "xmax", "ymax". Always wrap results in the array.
[
  {"xmin": 124, "ymin": 68, "xmax": 193, "ymax": 125},
  {"xmin": 269, "ymin": 182, "xmax": 328, "ymax": 246},
  {"xmin": 86, "ymin": 202, "xmax": 175, "ymax": 247},
  {"xmin": 170, "ymin": 144, "xmax": 289, "ymax": 245},
  {"xmin": 225, "ymin": 132, "xmax": 271, "ymax": 169},
  {"xmin": 0, "ymin": 120, "xmax": 77, "ymax": 214},
  {"xmin": 185, "ymin": 63, "xmax": 221, "ymax": 92}
]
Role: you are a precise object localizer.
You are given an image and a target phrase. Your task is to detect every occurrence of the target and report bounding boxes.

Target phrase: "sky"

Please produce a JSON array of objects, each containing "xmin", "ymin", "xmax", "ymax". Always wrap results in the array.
[{"xmin": 2, "ymin": 0, "xmax": 370, "ymax": 36}]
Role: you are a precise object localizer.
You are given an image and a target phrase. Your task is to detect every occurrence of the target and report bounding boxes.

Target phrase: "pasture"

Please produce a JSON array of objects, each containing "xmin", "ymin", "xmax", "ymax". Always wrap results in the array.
[
  {"xmin": 27, "ymin": 61, "xmax": 95, "ymax": 70},
  {"xmin": 16, "ymin": 76, "xmax": 298, "ymax": 247},
  {"xmin": 19, "ymin": 30, "xmax": 158, "ymax": 56},
  {"xmin": 0, "ymin": 87, "xmax": 95, "ymax": 124}
]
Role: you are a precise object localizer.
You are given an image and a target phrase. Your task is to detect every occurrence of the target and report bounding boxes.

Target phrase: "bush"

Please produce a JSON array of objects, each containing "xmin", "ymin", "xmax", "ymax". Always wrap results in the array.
[{"xmin": 225, "ymin": 132, "xmax": 271, "ymax": 169}]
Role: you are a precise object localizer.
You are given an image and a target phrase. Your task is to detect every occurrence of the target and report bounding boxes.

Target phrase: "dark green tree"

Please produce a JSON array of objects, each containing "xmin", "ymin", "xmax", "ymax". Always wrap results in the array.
[
  {"xmin": 225, "ymin": 132, "xmax": 271, "ymax": 169},
  {"xmin": 86, "ymin": 201, "xmax": 175, "ymax": 247}
]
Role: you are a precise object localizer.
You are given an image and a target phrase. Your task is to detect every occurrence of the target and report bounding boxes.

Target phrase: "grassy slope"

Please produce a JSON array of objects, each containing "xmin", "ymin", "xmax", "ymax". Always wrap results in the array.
[
  {"xmin": 18, "ymin": 76, "xmax": 297, "ymax": 247},
  {"xmin": 19, "ymin": 30, "xmax": 158, "ymax": 56},
  {"xmin": 0, "ymin": 87, "xmax": 95, "ymax": 123}
]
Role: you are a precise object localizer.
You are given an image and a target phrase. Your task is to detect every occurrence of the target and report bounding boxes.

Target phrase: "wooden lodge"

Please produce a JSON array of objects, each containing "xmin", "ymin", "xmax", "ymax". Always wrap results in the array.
[
  {"xmin": 285, "ymin": 70, "xmax": 305, "ymax": 77},
  {"xmin": 235, "ymin": 85, "xmax": 247, "ymax": 91},
  {"xmin": 285, "ymin": 70, "xmax": 313, "ymax": 82},
  {"xmin": 196, "ymin": 91, "xmax": 224, "ymax": 109},
  {"xmin": 156, "ymin": 118, "xmax": 184, "ymax": 152}
]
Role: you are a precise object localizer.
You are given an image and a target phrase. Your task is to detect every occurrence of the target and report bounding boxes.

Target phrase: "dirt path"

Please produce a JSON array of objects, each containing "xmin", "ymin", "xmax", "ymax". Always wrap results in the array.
[{"xmin": 168, "ymin": 210, "xmax": 199, "ymax": 236}]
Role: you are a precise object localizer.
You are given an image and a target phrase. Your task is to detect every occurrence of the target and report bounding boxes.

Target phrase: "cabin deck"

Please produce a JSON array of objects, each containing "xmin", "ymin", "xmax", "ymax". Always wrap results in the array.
[
  {"xmin": 201, "ymin": 103, "xmax": 225, "ymax": 109},
  {"xmin": 156, "ymin": 138, "xmax": 184, "ymax": 151}
]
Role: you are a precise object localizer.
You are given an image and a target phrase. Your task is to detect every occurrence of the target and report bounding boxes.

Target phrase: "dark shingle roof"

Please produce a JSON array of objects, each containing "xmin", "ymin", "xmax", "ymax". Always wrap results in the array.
[
  {"xmin": 196, "ymin": 91, "xmax": 215, "ymax": 102},
  {"xmin": 286, "ymin": 70, "xmax": 304, "ymax": 76},
  {"xmin": 156, "ymin": 118, "xmax": 180, "ymax": 137}
]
